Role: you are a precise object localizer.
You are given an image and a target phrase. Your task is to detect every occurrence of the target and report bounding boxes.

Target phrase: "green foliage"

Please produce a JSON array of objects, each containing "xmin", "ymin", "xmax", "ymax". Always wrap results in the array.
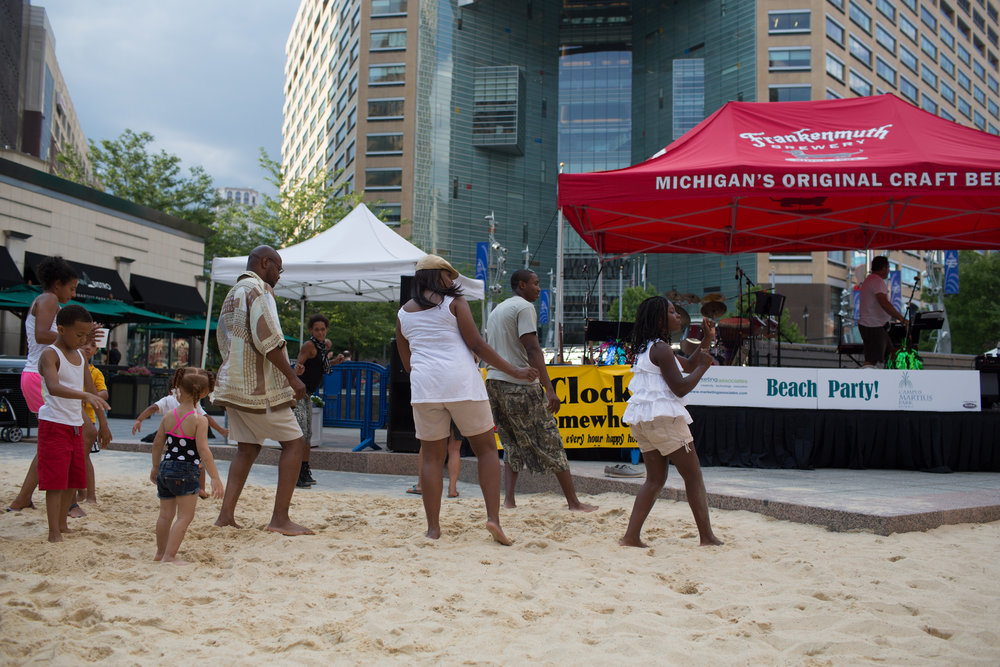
[
  {"xmin": 607, "ymin": 284, "xmax": 659, "ymax": 322},
  {"xmin": 59, "ymin": 129, "xmax": 219, "ymax": 227},
  {"xmin": 943, "ymin": 251, "xmax": 1000, "ymax": 354},
  {"xmin": 734, "ymin": 288, "xmax": 806, "ymax": 343}
]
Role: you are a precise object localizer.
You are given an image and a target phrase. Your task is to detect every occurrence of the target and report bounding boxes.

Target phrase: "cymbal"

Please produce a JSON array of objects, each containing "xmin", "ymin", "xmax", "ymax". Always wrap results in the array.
[
  {"xmin": 675, "ymin": 304, "xmax": 691, "ymax": 328},
  {"xmin": 682, "ymin": 293, "xmax": 700, "ymax": 305},
  {"xmin": 701, "ymin": 292, "xmax": 725, "ymax": 303},
  {"xmin": 700, "ymin": 301, "xmax": 727, "ymax": 319},
  {"xmin": 665, "ymin": 290, "xmax": 683, "ymax": 302}
]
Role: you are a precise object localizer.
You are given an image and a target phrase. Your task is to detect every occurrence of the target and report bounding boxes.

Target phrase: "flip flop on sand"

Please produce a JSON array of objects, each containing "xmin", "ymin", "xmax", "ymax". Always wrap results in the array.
[
  {"xmin": 67, "ymin": 503, "xmax": 86, "ymax": 518},
  {"xmin": 6, "ymin": 502, "xmax": 35, "ymax": 512},
  {"xmin": 405, "ymin": 484, "xmax": 422, "ymax": 495}
]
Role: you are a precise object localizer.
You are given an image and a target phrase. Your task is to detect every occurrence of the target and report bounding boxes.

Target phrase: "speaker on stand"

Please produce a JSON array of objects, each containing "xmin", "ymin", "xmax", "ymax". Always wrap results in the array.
[{"xmin": 387, "ymin": 275, "xmax": 420, "ymax": 452}]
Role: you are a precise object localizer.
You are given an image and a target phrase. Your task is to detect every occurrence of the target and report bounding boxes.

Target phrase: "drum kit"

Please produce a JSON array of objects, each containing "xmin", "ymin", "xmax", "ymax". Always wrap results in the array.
[{"xmin": 677, "ymin": 293, "xmax": 780, "ymax": 365}]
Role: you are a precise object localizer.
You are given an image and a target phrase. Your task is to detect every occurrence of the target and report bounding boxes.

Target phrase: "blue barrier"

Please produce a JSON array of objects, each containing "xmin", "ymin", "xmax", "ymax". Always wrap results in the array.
[{"xmin": 321, "ymin": 361, "xmax": 389, "ymax": 451}]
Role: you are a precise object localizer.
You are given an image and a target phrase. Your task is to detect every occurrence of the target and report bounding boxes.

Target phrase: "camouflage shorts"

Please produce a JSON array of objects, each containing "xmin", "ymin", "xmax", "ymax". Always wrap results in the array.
[
  {"xmin": 485, "ymin": 380, "xmax": 569, "ymax": 475},
  {"xmin": 292, "ymin": 396, "xmax": 312, "ymax": 443}
]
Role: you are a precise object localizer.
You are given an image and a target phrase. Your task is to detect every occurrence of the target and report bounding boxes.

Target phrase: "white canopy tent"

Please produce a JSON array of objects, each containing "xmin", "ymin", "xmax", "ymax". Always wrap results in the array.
[{"xmin": 200, "ymin": 203, "xmax": 484, "ymax": 367}]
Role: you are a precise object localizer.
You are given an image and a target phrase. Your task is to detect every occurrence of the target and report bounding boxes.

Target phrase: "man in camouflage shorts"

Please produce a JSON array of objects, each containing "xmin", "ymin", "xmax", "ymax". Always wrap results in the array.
[{"xmin": 485, "ymin": 269, "xmax": 597, "ymax": 512}]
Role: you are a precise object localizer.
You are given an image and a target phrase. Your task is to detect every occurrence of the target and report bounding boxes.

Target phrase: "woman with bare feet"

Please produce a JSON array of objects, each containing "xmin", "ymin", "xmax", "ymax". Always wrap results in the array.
[
  {"xmin": 150, "ymin": 368, "xmax": 224, "ymax": 564},
  {"xmin": 619, "ymin": 296, "xmax": 723, "ymax": 548},
  {"xmin": 396, "ymin": 255, "xmax": 537, "ymax": 545}
]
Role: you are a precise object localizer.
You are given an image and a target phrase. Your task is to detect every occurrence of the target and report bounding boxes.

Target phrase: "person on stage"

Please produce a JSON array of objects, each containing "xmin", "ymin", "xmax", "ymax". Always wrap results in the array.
[{"xmin": 858, "ymin": 256, "xmax": 907, "ymax": 368}]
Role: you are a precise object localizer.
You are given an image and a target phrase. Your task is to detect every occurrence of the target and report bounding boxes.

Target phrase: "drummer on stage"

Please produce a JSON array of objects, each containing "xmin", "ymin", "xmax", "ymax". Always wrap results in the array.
[{"xmin": 858, "ymin": 255, "xmax": 907, "ymax": 368}]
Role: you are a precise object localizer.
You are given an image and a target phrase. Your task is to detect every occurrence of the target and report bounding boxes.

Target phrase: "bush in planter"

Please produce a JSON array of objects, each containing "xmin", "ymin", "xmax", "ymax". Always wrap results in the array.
[{"xmin": 117, "ymin": 366, "xmax": 153, "ymax": 377}]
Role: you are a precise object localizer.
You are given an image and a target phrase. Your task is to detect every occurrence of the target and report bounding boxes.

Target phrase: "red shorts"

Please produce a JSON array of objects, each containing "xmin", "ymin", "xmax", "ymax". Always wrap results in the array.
[
  {"xmin": 37, "ymin": 420, "xmax": 86, "ymax": 490},
  {"xmin": 20, "ymin": 371, "xmax": 44, "ymax": 413}
]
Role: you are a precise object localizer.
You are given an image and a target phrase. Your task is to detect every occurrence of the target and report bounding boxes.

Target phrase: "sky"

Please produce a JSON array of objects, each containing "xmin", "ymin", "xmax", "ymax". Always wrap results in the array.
[{"xmin": 37, "ymin": 1, "xmax": 299, "ymax": 195}]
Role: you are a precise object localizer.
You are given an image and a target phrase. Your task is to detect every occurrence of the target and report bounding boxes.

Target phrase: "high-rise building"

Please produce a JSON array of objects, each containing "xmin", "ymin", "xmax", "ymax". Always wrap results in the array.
[
  {"xmin": 1, "ymin": 3, "xmax": 91, "ymax": 178},
  {"xmin": 283, "ymin": 0, "xmax": 999, "ymax": 345},
  {"xmin": 217, "ymin": 186, "xmax": 261, "ymax": 208}
]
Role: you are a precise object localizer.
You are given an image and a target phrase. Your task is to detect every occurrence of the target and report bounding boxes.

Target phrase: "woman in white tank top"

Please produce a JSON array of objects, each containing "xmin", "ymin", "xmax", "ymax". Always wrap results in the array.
[
  {"xmin": 8, "ymin": 257, "xmax": 79, "ymax": 512},
  {"xmin": 396, "ymin": 255, "xmax": 537, "ymax": 546}
]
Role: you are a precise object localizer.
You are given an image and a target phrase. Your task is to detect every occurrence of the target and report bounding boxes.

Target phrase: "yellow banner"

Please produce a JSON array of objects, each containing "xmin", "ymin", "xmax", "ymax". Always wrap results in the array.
[{"xmin": 489, "ymin": 365, "xmax": 637, "ymax": 449}]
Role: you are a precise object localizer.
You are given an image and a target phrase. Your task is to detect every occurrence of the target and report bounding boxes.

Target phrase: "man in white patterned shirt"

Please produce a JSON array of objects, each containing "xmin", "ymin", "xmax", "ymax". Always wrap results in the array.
[{"xmin": 212, "ymin": 246, "xmax": 312, "ymax": 536}]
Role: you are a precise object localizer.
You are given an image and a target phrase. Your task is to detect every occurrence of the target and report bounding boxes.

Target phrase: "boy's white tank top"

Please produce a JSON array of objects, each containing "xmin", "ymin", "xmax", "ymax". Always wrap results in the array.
[{"xmin": 39, "ymin": 346, "xmax": 86, "ymax": 426}]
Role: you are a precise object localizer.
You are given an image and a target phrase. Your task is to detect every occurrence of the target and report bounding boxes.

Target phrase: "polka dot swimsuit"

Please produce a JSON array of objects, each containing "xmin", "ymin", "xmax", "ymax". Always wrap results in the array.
[{"xmin": 162, "ymin": 408, "xmax": 200, "ymax": 466}]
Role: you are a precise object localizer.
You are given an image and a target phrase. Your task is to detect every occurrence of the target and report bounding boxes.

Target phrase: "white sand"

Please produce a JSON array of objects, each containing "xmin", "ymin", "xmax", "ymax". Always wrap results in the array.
[{"xmin": 2, "ymin": 469, "xmax": 998, "ymax": 665}]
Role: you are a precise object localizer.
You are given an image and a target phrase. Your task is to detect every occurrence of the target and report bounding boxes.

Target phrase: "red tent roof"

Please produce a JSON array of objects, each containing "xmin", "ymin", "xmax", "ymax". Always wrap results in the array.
[{"xmin": 557, "ymin": 94, "xmax": 1000, "ymax": 256}]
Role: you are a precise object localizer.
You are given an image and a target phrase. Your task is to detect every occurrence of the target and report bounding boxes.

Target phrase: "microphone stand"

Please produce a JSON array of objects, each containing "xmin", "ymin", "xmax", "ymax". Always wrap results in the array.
[{"xmin": 734, "ymin": 264, "xmax": 756, "ymax": 366}]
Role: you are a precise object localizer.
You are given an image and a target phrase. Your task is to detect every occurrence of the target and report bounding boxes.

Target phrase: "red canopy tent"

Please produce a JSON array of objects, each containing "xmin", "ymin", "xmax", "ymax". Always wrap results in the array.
[{"xmin": 557, "ymin": 94, "xmax": 1000, "ymax": 257}]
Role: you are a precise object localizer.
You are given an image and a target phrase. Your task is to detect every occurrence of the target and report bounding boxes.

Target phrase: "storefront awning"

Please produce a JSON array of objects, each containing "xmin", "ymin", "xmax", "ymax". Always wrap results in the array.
[
  {"xmin": 0, "ymin": 247, "xmax": 23, "ymax": 288},
  {"xmin": 130, "ymin": 274, "xmax": 207, "ymax": 316},
  {"xmin": 0, "ymin": 284, "xmax": 177, "ymax": 324},
  {"xmin": 24, "ymin": 252, "xmax": 132, "ymax": 302}
]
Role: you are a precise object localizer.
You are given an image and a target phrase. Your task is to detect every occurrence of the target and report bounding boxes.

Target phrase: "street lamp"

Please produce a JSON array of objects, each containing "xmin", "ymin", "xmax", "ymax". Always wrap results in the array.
[{"xmin": 802, "ymin": 305, "xmax": 809, "ymax": 342}]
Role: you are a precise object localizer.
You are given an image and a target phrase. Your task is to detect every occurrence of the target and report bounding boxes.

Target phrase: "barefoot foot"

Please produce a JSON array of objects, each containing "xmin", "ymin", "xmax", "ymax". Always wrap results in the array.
[
  {"xmin": 67, "ymin": 503, "xmax": 86, "ymax": 518},
  {"xmin": 502, "ymin": 501, "xmax": 516, "ymax": 509},
  {"xmin": 214, "ymin": 516, "xmax": 243, "ymax": 529},
  {"xmin": 486, "ymin": 521, "xmax": 512, "ymax": 546},
  {"xmin": 569, "ymin": 501, "xmax": 599, "ymax": 512},
  {"xmin": 700, "ymin": 535, "xmax": 724, "ymax": 546},
  {"xmin": 48, "ymin": 532, "xmax": 63, "ymax": 543},
  {"xmin": 160, "ymin": 557, "xmax": 189, "ymax": 566},
  {"xmin": 425, "ymin": 526, "xmax": 441, "ymax": 540},
  {"xmin": 266, "ymin": 519, "xmax": 314, "ymax": 536},
  {"xmin": 619, "ymin": 536, "xmax": 649, "ymax": 548}
]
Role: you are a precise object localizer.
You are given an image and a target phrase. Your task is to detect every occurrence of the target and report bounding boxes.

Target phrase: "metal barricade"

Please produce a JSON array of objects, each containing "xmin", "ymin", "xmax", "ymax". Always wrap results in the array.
[{"xmin": 321, "ymin": 361, "xmax": 389, "ymax": 451}]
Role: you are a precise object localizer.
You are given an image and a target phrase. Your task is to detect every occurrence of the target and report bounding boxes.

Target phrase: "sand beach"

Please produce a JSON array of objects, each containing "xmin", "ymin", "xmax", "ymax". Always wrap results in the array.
[{"xmin": 2, "ymin": 457, "xmax": 999, "ymax": 666}]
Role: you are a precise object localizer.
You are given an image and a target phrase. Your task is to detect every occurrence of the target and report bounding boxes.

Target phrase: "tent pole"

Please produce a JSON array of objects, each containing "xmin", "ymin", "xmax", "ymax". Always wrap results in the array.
[
  {"xmin": 200, "ymin": 279, "xmax": 215, "ymax": 369},
  {"xmin": 556, "ymin": 200, "xmax": 565, "ymax": 363},
  {"xmin": 300, "ymin": 292, "xmax": 306, "ymax": 347}
]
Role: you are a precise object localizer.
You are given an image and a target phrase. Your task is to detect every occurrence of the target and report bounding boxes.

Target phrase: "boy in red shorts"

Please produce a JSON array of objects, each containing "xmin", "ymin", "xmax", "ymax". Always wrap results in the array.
[{"xmin": 37, "ymin": 305, "xmax": 111, "ymax": 542}]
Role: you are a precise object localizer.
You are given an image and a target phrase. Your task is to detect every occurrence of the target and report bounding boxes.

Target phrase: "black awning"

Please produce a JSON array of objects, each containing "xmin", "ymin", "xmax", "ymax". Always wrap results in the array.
[
  {"xmin": 23, "ymin": 251, "xmax": 132, "ymax": 302},
  {"xmin": 130, "ymin": 274, "xmax": 207, "ymax": 316},
  {"xmin": 0, "ymin": 247, "xmax": 23, "ymax": 288}
]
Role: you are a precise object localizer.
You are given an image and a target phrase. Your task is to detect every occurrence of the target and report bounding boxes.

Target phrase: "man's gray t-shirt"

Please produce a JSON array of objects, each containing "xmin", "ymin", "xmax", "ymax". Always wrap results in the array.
[{"xmin": 485, "ymin": 295, "xmax": 537, "ymax": 385}]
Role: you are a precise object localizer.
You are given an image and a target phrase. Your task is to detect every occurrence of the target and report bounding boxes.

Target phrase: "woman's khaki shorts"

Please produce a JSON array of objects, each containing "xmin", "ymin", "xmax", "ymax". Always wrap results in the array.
[
  {"xmin": 629, "ymin": 415, "xmax": 693, "ymax": 457},
  {"xmin": 412, "ymin": 400, "xmax": 494, "ymax": 442}
]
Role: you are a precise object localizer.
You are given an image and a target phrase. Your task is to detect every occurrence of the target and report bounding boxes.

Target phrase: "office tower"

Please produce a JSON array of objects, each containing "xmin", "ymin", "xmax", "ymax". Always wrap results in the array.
[{"xmin": 284, "ymin": 0, "xmax": 999, "ymax": 344}]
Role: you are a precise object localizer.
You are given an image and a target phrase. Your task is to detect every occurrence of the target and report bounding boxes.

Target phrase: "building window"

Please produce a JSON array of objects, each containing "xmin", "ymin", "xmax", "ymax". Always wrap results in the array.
[
  {"xmin": 827, "ymin": 52, "xmax": 846, "ymax": 81},
  {"xmin": 875, "ymin": 0, "xmax": 896, "ymax": 21},
  {"xmin": 989, "ymin": 99, "xmax": 999, "ymax": 118},
  {"xmin": 768, "ymin": 10, "xmax": 811, "ymax": 33},
  {"xmin": 366, "ymin": 133, "xmax": 403, "ymax": 155},
  {"xmin": 372, "ymin": 203, "xmax": 401, "ymax": 225},
  {"xmin": 367, "ymin": 98, "xmax": 404, "ymax": 120},
  {"xmin": 335, "ymin": 121, "xmax": 347, "ymax": 147},
  {"xmin": 957, "ymin": 43, "xmax": 971, "ymax": 66},
  {"xmin": 900, "ymin": 76, "xmax": 919, "ymax": 102},
  {"xmin": 370, "ymin": 29, "xmax": 406, "ymax": 51},
  {"xmin": 826, "ymin": 87, "xmax": 843, "ymax": 98},
  {"xmin": 337, "ymin": 90, "xmax": 348, "ymax": 115},
  {"xmin": 920, "ymin": 35, "xmax": 937, "ymax": 61},
  {"xmin": 941, "ymin": 108, "xmax": 955, "ymax": 121},
  {"xmin": 365, "ymin": 168, "xmax": 403, "ymax": 190},
  {"xmin": 826, "ymin": 16, "xmax": 845, "ymax": 45},
  {"xmin": 940, "ymin": 53, "xmax": 955, "ymax": 77},
  {"xmin": 940, "ymin": 80, "xmax": 956, "ymax": 103},
  {"xmin": 849, "ymin": 35, "xmax": 873, "ymax": 66},
  {"xmin": 347, "ymin": 106, "xmax": 356, "ymax": 130},
  {"xmin": 849, "ymin": 69, "xmax": 873, "ymax": 95},
  {"xmin": 769, "ymin": 47, "xmax": 812, "ymax": 70},
  {"xmin": 899, "ymin": 14, "xmax": 918, "ymax": 42},
  {"xmin": 849, "ymin": 1, "xmax": 872, "ymax": 33},
  {"xmin": 940, "ymin": 26, "xmax": 955, "ymax": 51},
  {"xmin": 973, "ymin": 60, "xmax": 986, "ymax": 81},
  {"xmin": 876, "ymin": 56, "xmax": 897, "ymax": 85},
  {"xmin": 990, "ymin": 74, "xmax": 999, "ymax": 94},
  {"xmin": 921, "ymin": 96, "xmax": 938, "ymax": 114},
  {"xmin": 472, "ymin": 65, "xmax": 525, "ymax": 154},
  {"xmin": 345, "ymin": 140, "xmax": 355, "ymax": 166},
  {"xmin": 920, "ymin": 6, "xmax": 937, "ymax": 30},
  {"xmin": 921, "ymin": 64, "xmax": 938, "ymax": 88},
  {"xmin": 875, "ymin": 23, "xmax": 896, "ymax": 53},
  {"xmin": 828, "ymin": 0, "xmax": 844, "ymax": 10},
  {"xmin": 371, "ymin": 0, "xmax": 407, "ymax": 17},
  {"xmin": 974, "ymin": 84, "xmax": 986, "ymax": 105},
  {"xmin": 958, "ymin": 97, "xmax": 972, "ymax": 118},
  {"xmin": 958, "ymin": 70, "xmax": 971, "ymax": 92},
  {"xmin": 900, "ymin": 45, "xmax": 919, "ymax": 73},
  {"xmin": 369, "ymin": 64, "xmax": 405, "ymax": 85},
  {"xmin": 974, "ymin": 110, "xmax": 986, "ymax": 129},
  {"xmin": 769, "ymin": 84, "xmax": 812, "ymax": 101}
]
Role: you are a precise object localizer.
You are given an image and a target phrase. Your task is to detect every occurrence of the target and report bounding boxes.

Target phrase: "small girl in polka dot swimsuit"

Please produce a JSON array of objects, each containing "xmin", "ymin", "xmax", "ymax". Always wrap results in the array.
[{"xmin": 149, "ymin": 368, "xmax": 225, "ymax": 565}]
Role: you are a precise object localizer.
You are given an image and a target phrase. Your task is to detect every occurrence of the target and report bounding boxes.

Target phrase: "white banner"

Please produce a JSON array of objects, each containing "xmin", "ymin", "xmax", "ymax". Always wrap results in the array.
[{"xmin": 685, "ymin": 367, "xmax": 980, "ymax": 412}]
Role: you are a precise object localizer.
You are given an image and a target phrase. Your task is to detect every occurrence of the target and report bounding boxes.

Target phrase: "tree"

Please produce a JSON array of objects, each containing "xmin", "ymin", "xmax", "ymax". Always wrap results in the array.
[
  {"xmin": 607, "ymin": 284, "xmax": 660, "ymax": 322},
  {"xmin": 59, "ymin": 129, "xmax": 219, "ymax": 227},
  {"xmin": 943, "ymin": 251, "xmax": 1000, "ymax": 354}
]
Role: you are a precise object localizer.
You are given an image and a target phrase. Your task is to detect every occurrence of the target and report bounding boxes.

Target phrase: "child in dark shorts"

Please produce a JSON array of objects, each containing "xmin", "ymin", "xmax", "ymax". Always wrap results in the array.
[{"xmin": 150, "ymin": 368, "xmax": 225, "ymax": 565}]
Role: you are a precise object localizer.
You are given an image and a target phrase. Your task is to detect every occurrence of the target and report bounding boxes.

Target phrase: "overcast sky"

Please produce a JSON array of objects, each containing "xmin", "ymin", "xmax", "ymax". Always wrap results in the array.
[{"xmin": 38, "ymin": 1, "xmax": 298, "ymax": 194}]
